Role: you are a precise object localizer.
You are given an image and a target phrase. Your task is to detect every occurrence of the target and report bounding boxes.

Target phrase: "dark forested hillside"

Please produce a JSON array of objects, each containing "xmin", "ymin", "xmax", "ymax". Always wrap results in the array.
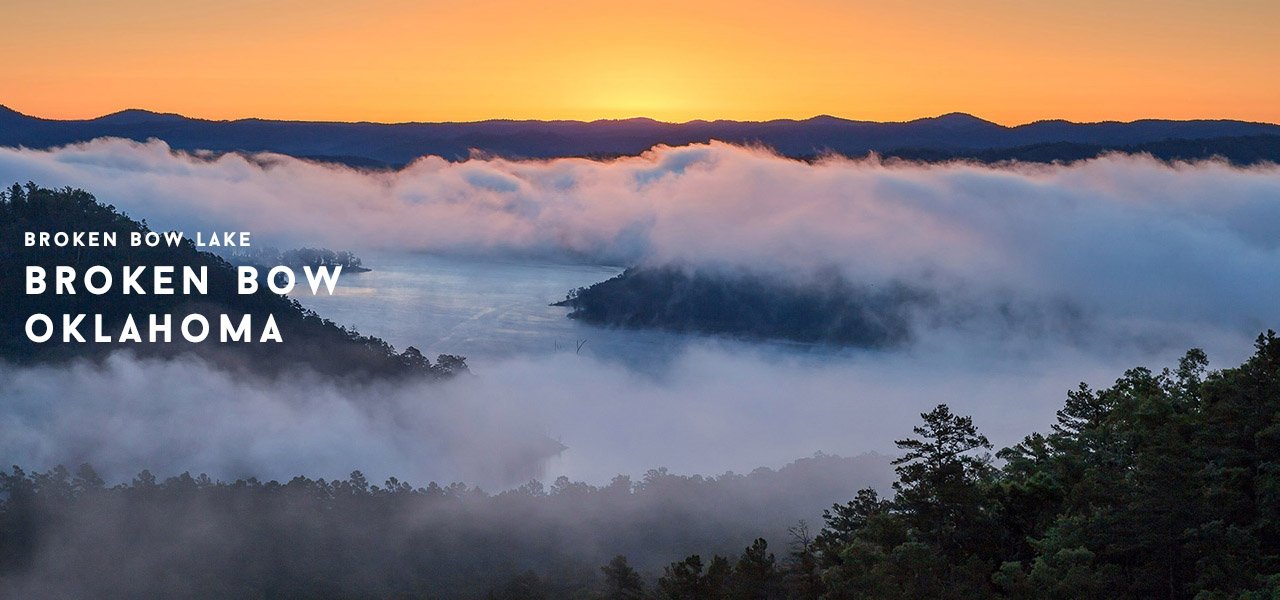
[
  {"xmin": 556, "ymin": 267, "xmax": 929, "ymax": 348},
  {"xmin": 0, "ymin": 183, "xmax": 463, "ymax": 379},
  {"xmin": 644, "ymin": 332, "xmax": 1280, "ymax": 600}
]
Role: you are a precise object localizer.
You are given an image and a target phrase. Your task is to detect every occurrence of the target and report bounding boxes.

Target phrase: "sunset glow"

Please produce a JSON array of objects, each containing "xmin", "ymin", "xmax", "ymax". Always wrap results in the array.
[{"xmin": 3, "ymin": 0, "xmax": 1278, "ymax": 124}]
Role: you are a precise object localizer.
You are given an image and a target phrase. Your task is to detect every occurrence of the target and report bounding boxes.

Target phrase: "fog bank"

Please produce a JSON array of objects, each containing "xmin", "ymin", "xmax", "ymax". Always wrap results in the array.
[
  {"xmin": 1, "ymin": 139, "xmax": 1276, "ymax": 346},
  {"xmin": 0, "ymin": 139, "xmax": 1275, "ymax": 486}
]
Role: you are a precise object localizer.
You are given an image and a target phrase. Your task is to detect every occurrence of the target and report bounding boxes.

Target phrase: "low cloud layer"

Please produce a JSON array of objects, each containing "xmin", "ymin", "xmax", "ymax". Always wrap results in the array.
[
  {"xmin": 0, "ymin": 332, "xmax": 1235, "ymax": 487},
  {"xmin": 0, "ymin": 139, "xmax": 1276, "ymax": 485},
  {"xmin": 0, "ymin": 353, "xmax": 560, "ymax": 487},
  {"xmin": 2, "ymin": 139, "xmax": 1277, "ymax": 343}
]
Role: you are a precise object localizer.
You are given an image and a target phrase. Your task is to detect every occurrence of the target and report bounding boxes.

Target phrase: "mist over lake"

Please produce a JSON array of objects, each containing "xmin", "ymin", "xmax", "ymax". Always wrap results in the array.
[
  {"xmin": 291, "ymin": 252, "xmax": 1257, "ymax": 483},
  {"xmin": 293, "ymin": 252, "xmax": 656, "ymax": 363},
  {"xmin": 3, "ymin": 140, "xmax": 1277, "ymax": 485}
]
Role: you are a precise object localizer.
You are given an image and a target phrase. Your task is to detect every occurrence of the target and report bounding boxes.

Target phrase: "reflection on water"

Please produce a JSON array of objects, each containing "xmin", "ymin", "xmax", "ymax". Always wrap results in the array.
[{"xmin": 293, "ymin": 253, "xmax": 689, "ymax": 366}]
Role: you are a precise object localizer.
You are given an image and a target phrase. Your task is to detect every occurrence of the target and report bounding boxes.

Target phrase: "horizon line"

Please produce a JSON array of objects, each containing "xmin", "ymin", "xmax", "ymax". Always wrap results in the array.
[{"xmin": 6, "ymin": 104, "xmax": 1280, "ymax": 130}]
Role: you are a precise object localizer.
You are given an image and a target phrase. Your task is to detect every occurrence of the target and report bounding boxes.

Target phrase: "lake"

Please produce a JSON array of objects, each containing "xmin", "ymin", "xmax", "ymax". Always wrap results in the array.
[
  {"xmin": 293, "ymin": 253, "xmax": 693, "ymax": 367},
  {"xmin": 288, "ymin": 252, "xmax": 1233, "ymax": 483}
]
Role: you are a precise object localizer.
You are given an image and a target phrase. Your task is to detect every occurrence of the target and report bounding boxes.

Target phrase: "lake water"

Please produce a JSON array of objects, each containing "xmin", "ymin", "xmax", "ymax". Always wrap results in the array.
[
  {"xmin": 287, "ymin": 252, "xmax": 1223, "ymax": 483},
  {"xmin": 293, "ymin": 253, "xmax": 691, "ymax": 367}
]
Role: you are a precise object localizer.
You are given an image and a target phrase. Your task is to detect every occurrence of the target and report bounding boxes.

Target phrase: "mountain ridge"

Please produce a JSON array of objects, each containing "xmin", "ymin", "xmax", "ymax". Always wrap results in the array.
[{"xmin": 2, "ymin": 105, "xmax": 1279, "ymax": 166}]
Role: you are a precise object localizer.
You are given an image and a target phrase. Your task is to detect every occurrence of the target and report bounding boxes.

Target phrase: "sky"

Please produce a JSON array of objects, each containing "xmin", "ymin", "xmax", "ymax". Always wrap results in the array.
[{"xmin": 2, "ymin": 0, "xmax": 1278, "ymax": 124}]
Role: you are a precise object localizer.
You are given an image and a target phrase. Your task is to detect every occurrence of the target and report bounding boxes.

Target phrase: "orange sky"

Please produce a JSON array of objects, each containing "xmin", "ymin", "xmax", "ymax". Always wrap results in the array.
[{"xmin": 3, "ymin": 0, "xmax": 1278, "ymax": 125}]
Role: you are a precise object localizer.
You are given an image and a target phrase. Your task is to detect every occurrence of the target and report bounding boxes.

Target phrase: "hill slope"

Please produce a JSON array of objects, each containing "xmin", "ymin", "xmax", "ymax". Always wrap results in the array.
[{"xmin": 0, "ymin": 183, "xmax": 465, "ymax": 379}]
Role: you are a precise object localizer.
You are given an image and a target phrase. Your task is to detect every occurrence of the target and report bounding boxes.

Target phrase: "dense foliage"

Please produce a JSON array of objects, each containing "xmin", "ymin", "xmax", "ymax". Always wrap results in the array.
[
  {"xmin": 557, "ymin": 267, "xmax": 926, "ymax": 347},
  {"xmin": 650, "ymin": 332, "xmax": 1280, "ymax": 599},
  {"xmin": 2, "ymin": 335, "xmax": 1277, "ymax": 598},
  {"xmin": 0, "ymin": 183, "xmax": 462, "ymax": 379}
]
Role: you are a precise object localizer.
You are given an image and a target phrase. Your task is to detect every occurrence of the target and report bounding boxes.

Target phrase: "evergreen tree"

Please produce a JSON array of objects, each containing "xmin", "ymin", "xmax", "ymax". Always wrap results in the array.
[
  {"xmin": 729, "ymin": 539, "xmax": 781, "ymax": 600},
  {"xmin": 891, "ymin": 405, "xmax": 995, "ymax": 558},
  {"xmin": 601, "ymin": 555, "xmax": 646, "ymax": 600}
]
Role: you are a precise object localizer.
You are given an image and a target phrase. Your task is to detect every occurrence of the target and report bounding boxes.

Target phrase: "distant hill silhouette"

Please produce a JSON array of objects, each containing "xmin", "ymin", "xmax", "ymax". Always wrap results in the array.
[
  {"xmin": 879, "ymin": 135, "xmax": 1280, "ymax": 166},
  {"xmin": 2, "ymin": 106, "xmax": 1279, "ymax": 167}
]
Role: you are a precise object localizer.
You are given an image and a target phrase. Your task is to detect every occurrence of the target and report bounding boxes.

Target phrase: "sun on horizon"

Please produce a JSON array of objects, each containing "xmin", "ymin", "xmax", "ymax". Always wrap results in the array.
[{"xmin": 2, "ymin": 0, "xmax": 1278, "ymax": 125}]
